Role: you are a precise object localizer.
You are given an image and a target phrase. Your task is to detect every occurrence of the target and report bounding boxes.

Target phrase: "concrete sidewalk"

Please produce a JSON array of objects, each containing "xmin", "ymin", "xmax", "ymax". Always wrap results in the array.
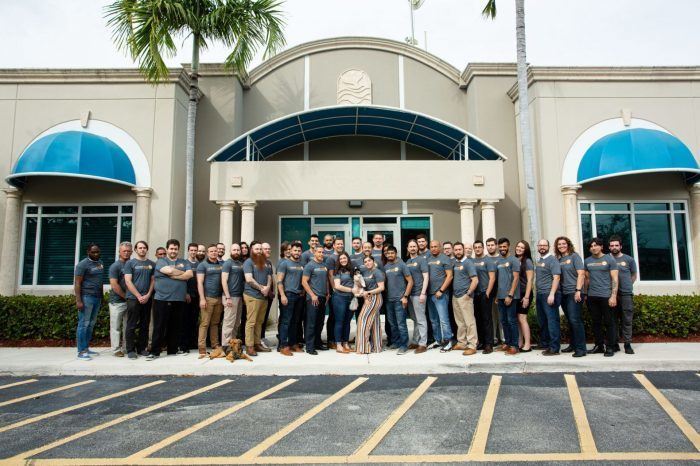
[{"xmin": 0, "ymin": 342, "xmax": 698, "ymax": 376}]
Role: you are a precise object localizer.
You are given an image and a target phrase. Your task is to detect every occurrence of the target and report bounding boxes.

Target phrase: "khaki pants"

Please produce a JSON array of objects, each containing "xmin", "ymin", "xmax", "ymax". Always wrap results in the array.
[
  {"xmin": 198, "ymin": 297, "xmax": 223, "ymax": 351},
  {"xmin": 453, "ymin": 294, "xmax": 478, "ymax": 349},
  {"xmin": 221, "ymin": 296, "xmax": 243, "ymax": 346},
  {"xmin": 243, "ymin": 295, "xmax": 267, "ymax": 348}
]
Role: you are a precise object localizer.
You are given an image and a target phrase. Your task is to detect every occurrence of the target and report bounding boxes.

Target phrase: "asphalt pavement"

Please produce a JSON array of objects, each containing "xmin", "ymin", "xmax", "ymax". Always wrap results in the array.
[{"xmin": 0, "ymin": 371, "xmax": 697, "ymax": 465}]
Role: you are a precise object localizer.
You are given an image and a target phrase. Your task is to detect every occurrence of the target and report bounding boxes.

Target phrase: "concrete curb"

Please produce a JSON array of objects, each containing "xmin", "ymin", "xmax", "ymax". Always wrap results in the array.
[{"xmin": 0, "ymin": 343, "xmax": 698, "ymax": 376}]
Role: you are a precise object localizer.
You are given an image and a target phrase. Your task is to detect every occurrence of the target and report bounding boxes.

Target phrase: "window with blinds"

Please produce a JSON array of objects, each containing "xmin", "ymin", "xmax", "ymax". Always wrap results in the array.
[{"xmin": 20, "ymin": 204, "xmax": 134, "ymax": 287}]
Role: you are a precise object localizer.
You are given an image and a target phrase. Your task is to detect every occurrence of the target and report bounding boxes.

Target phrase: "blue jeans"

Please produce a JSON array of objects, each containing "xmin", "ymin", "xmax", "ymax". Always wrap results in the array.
[
  {"xmin": 278, "ymin": 292, "xmax": 303, "ymax": 348},
  {"xmin": 497, "ymin": 298, "xmax": 519, "ymax": 348},
  {"xmin": 428, "ymin": 292, "xmax": 453, "ymax": 342},
  {"xmin": 331, "ymin": 293, "xmax": 353, "ymax": 344},
  {"xmin": 561, "ymin": 293, "xmax": 587, "ymax": 352},
  {"xmin": 77, "ymin": 294, "xmax": 101, "ymax": 353},
  {"xmin": 386, "ymin": 299, "xmax": 409, "ymax": 349},
  {"xmin": 536, "ymin": 292, "xmax": 562, "ymax": 352},
  {"xmin": 305, "ymin": 296, "xmax": 326, "ymax": 351}
]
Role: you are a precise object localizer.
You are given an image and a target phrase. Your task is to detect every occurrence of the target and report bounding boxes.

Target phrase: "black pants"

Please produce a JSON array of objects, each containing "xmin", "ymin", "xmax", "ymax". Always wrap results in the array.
[
  {"xmin": 151, "ymin": 300, "xmax": 183, "ymax": 356},
  {"xmin": 447, "ymin": 288, "xmax": 458, "ymax": 341},
  {"xmin": 296, "ymin": 302, "xmax": 305, "ymax": 345},
  {"xmin": 237, "ymin": 301, "xmax": 247, "ymax": 340},
  {"xmin": 587, "ymin": 296, "xmax": 617, "ymax": 347},
  {"xmin": 125, "ymin": 298, "xmax": 151, "ymax": 353},
  {"xmin": 180, "ymin": 295, "xmax": 199, "ymax": 350},
  {"xmin": 261, "ymin": 297, "xmax": 274, "ymax": 339},
  {"xmin": 327, "ymin": 292, "xmax": 335, "ymax": 342},
  {"xmin": 474, "ymin": 292, "xmax": 494, "ymax": 348},
  {"xmin": 305, "ymin": 296, "xmax": 326, "ymax": 351},
  {"xmin": 382, "ymin": 291, "xmax": 392, "ymax": 343}
]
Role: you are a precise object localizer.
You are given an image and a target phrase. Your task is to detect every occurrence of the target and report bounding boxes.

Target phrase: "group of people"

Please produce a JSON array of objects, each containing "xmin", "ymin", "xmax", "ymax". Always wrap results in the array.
[{"xmin": 73, "ymin": 231, "xmax": 637, "ymax": 361}]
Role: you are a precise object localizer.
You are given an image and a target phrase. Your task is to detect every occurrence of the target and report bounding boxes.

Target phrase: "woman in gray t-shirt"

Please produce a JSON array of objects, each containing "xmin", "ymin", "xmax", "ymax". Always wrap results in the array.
[{"xmin": 356, "ymin": 256, "xmax": 385, "ymax": 354}]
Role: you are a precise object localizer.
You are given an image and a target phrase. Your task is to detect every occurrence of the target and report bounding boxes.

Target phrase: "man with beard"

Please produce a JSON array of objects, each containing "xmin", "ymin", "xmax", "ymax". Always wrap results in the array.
[
  {"xmin": 371, "ymin": 233, "xmax": 384, "ymax": 264},
  {"xmin": 350, "ymin": 237, "xmax": 364, "ymax": 269},
  {"xmin": 260, "ymin": 242, "xmax": 275, "ymax": 348},
  {"xmin": 242, "ymin": 242, "xmax": 273, "ymax": 356},
  {"xmin": 608, "ymin": 235, "xmax": 637, "ymax": 355},
  {"xmin": 216, "ymin": 243, "xmax": 226, "ymax": 261},
  {"xmin": 277, "ymin": 241, "xmax": 305, "ymax": 355},
  {"xmin": 322, "ymin": 234, "xmax": 335, "ymax": 256},
  {"xmin": 426, "ymin": 240, "xmax": 454, "ymax": 352},
  {"xmin": 486, "ymin": 237, "xmax": 504, "ymax": 346},
  {"xmin": 180, "ymin": 243, "xmax": 200, "ymax": 352},
  {"xmin": 124, "ymin": 241, "xmax": 155, "ymax": 359},
  {"xmin": 473, "ymin": 240, "xmax": 496, "ymax": 354},
  {"xmin": 451, "ymin": 242, "xmax": 479, "ymax": 355},
  {"xmin": 196, "ymin": 244, "xmax": 206, "ymax": 262},
  {"xmin": 222, "ymin": 243, "xmax": 245, "ymax": 353},
  {"xmin": 74, "ymin": 243, "xmax": 104, "ymax": 361},
  {"xmin": 301, "ymin": 235, "xmax": 320, "ymax": 266},
  {"xmin": 416, "ymin": 234, "xmax": 430, "ymax": 259},
  {"xmin": 383, "ymin": 245, "xmax": 413, "ymax": 354},
  {"xmin": 196, "ymin": 244, "xmax": 225, "ymax": 359},
  {"xmin": 324, "ymin": 237, "xmax": 345, "ymax": 346},
  {"xmin": 302, "ymin": 246, "xmax": 329, "ymax": 355}
]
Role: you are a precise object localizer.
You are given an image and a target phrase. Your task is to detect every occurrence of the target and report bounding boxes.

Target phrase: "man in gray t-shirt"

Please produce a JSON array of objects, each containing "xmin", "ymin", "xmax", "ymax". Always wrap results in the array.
[
  {"xmin": 124, "ymin": 241, "xmax": 155, "ymax": 358},
  {"xmin": 221, "ymin": 243, "xmax": 245, "ymax": 348},
  {"xmin": 108, "ymin": 242, "xmax": 132, "ymax": 356},
  {"xmin": 426, "ymin": 241, "xmax": 454, "ymax": 349},
  {"xmin": 383, "ymin": 246, "xmax": 413, "ymax": 351},
  {"xmin": 609, "ymin": 235, "xmax": 637, "ymax": 353},
  {"xmin": 584, "ymin": 237, "xmax": 619, "ymax": 356},
  {"xmin": 196, "ymin": 245, "xmax": 225, "ymax": 356},
  {"xmin": 74, "ymin": 244, "xmax": 105, "ymax": 359},
  {"xmin": 451, "ymin": 243, "xmax": 478, "ymax": 353},
  {"xmin": 494, "ymin": 239, "xmax": 520, "ymax": 354},
  {"xmin": 302, "ymin": 247, "xmax": 329, "ymax": 353},
  {"xmin": 534, "ymin": 239, "xmax": 562, "ymax": 354}
]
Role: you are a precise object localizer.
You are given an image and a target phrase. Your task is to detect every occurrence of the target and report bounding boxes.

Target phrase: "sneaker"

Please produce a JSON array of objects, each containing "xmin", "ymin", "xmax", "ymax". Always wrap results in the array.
[
  {"xmin": 427, "ymin": 341, "xmax": 441, "ymax": 350},
  {"xmin": 77, "ymin": 352, "xmax": 92, "ymax": 361},
  {"xmin": 139, "ymin": 350, "xmax": 150, "ymax": 357},
  {"xmin": 388, "ymin": 344, "xmax": 400, "ymax": 350},
  {"xmin": 86, "ymin": 349, "xmax": 99, "ymax": 356},
  {"xmin": 145, "ymin": 353, "xmax": 159, "ymax": 361},
  {"xmin": 127, "ymin": 351, "xmax": 137, "ymax": 359},
  {"xmin": 113, "ymin": 350, "xmax": 125, "ymax": 357},
  {"xmin": 260, "ymin": 340, "xmax": 271, "ymax": 350},
  {"xmin": 440, "ymin": 341, "xmax": 454, "ymax": 353},
  {"xmin": 397, "ymin": 347, "xmax": 408, "ymax": 355},
  {"xmin": 177, "ymin": 349, "xmax": 189, "ymax": 355}
]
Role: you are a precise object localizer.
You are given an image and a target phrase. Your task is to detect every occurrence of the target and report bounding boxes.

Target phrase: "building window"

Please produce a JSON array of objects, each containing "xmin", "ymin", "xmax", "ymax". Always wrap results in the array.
[
  {"xmin": 579, "ymin": 202, "xmax": 692, "ymax": 282},
  {"xmin": 20, "ymin": 204, "xmax": 134, "ymax": 286}
]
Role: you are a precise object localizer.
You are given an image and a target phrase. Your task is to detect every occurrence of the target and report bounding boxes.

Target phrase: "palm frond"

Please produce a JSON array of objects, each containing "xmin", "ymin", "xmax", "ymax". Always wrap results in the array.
[{"xmin": 482, "ymin": 0, "xmax": 497, "ymax": 19}]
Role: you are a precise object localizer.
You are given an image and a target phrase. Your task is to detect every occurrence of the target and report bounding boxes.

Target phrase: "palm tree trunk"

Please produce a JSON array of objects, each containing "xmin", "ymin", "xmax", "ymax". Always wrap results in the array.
[
  {"xmin": 515, "ymin": 0, "xmax": 540, "ymax": 243},
  {"xmin": 184, "ymin": 36, "xmax": 200, "ymax": 246}
]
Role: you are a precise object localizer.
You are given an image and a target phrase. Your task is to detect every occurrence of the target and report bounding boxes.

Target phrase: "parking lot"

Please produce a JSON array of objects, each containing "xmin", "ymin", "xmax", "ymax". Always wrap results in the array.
[{"xmin": 0, "ymin": 371, "xmax": 697, "ymax": 465}]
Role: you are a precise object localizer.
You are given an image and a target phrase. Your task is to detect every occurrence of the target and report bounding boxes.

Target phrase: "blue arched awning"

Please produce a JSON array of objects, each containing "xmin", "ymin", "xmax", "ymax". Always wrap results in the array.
[
  {"xmin": 577, "ymin": 128, "xmax": 700, "ymax": 184},
  {"xmin": 7, "ymin": 131, "xmax": 137, "ymax": 187},
  {"xmin": 208, "ymin": 105, "xmax": 506, "ymax": 162}
]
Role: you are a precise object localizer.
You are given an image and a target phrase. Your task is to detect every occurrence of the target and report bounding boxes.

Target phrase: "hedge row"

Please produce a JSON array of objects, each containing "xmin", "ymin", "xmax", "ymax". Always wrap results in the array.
[{"xmin": 0, "ymin": 293, "xmax": 698, "ymax": 342}]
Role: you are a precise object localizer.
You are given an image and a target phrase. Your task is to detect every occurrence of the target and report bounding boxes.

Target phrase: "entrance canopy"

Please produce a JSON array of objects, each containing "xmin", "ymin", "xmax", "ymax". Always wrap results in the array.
[{"xmin": 208, "ymin": 105, "xmax": 506, "ymax": 162}]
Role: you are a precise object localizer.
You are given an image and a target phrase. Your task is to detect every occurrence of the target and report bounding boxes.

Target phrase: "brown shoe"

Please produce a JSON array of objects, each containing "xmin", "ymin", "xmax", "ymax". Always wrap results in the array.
[
  {"xmin": 290, "ymin": 345, "xmax": 304, "ymax": 353},
  {"xmin": 254, "ymin": 344, "xmax": 271, "ymax": 353},
  {"xmin": 482, "ymin": 345, "xmax": 493, "ymax": 354},
  {"xmin": 246, "ymin": 347, "xmax": 258, "ymax": 357},
  {"xmin": 453, "ymin": 343, "xmax": 468, "ymax": 351},
  {"xmin": 280, "ymin": 347, "xmax": 293, "ymax": 356},
  {"xmin": 414, "ymin": 345, "xmax": 427, "ymax": 354},
  {"xmin": 463, "ymin": 348, "xmax": 477, "ymax": 356},
  {"xmin": 408, "ymin": 343, "xmax": 419, "ymax": 350},
  {"xmin": 506, "ymin": 347, "xmax": 519, "ymax": 355},
  {"xmin": 495, "ymin": 344, "xmax": 509, "ymax": 352}
]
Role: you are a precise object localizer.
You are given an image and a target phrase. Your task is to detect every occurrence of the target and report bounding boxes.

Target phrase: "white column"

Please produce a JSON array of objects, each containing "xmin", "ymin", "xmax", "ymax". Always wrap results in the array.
[
  {"xmin": 561, "ymin": 185, "xmax": 582, "ymax": 249},
  {"xmin": 131, "ymin": 187, "xmax": 153, "ymax": 243},
  {"xmin": 0, "ymin": 187, "xmax": 22, "ymax": 295},
  {"xmin": 218, "ymin": 201, "xmax": 235, "ymax": 247},
  {"xmin": 689, "ymin": 183, "xmax": 700, "ymax": 282},
  {"xmin": 239, "ymin": 201, "xmax": 257, "ymax": 244},
  {"xmin": 480, "ymin": 200, "xmax": 498, "ymax": 241},
  {"xmin": 458, "ymin": 199, "xmax": 477, "ymax": 245}
]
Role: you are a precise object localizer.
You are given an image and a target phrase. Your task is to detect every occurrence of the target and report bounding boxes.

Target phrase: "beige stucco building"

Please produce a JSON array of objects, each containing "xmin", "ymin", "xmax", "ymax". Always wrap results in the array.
[{"xmin": 0, "ymin": 37, "xmax": 698, "ymax": 296}]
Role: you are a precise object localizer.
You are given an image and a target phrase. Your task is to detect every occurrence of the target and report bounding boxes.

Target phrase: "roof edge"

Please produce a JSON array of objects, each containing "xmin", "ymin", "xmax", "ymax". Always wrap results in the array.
[{"xmin": 460, "ymin": 63, "xmax": 517, "ymax": 89}]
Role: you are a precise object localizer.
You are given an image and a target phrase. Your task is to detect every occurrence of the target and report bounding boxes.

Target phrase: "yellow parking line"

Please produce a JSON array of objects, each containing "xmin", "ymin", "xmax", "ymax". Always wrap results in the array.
[
  {"xmin": 635, "ymin": 373, "xmax": 700, "ymax": 451},
  {"xmin": 351, "ymin": 376, "xmax": 437, "ymax": 458},
  {"xmin": 0, "ymin": 379, "xmax": 38, "ymax": 390},
  {"xmin": 0, "ymin": 379, "xmax": 94, "ymax": 407},
  {"xmin": 0, "ymin": 380, "xmax": 164, "ymax": 434},
  {"xmin": 238, "ymin": 377, "xmax": 368, "ymax": 459},
  {"xmin": 6, "ymin": 379, "xmax": 232, "ymax": 462},
  {"xmin": 564, "ymin": 374, "xmax": 598, "ymax": 454},
  {"xmin": 467, "ymin": 374, "xmax": 501, "ymax": 456},
  {"xmin": 128, "ymin": 379, "xmax": 297, "ymax": 459}
]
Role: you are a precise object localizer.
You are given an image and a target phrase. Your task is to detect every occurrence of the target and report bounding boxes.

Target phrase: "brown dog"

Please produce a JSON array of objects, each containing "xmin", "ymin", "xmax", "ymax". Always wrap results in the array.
[{"xmin": 226, "ymin": 338, "xmax": 253, "ymax": 362}]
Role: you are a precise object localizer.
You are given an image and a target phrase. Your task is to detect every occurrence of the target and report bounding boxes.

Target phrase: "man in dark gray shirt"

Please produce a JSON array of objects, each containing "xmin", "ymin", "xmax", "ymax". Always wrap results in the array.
[
  {"xmin": 383, "ymin": 246, "xmax": 413, "ymax": 354},
  {"xmin": 584, "ymin": 237, "xmax": 619, "ymax": 357},
  {"xmin": 222, "ymin": 243, "xmax": 245, "ymax": 351},
  {"xmin": 350, "ymin": 237, "xmax": 364, "ymax": 269},
  {"xmin": 451, "ymin": 242, "xmax": 478, "ymax": 355},
  {"xmin": 124, "ymin": 241, "xmax": 155, "ymax": 359},
  {"xmin": 180, "ymin": 243, "xmax": 200, "ymax": 353},
  {"xmin": 406, "ymin": 239, "xmax": 429, "ymax": 353},
  {"xmin": 302, "ymin": 246, "xmax": 329, "ymax": 355},
  {"xmin": 277, "ymin": 241, "xmax": 305, "ymax": 356},
  {"xmin": 473, "ymin": 240, "xmax": 496, "ymax": 354},
  {"xmin": 108, "ymin": 241, "xmax": 132, "ymax": 357},
  {"xmin": 495, "ymin": 238, "xmax": 520, "ymax": 355},
  {"xmin": 74, "ymin": 243, "xmax": 105, "ymax": 361},
  {"xmin": 426, "ymin": 240, "xmax": 454, "ymax": 351},
  {"xmin": 486, "ymin": 237, "xmax": 504, "ymax": 346},
  {"xmin": 609, "ymin": 235, "xmax": 637, "ymax": 354},
  {"xmin": 534, "ymin": 239, "xmax": 562, "ymax": 355},
  {"xmin": 300, "ymin": 234, "xmax": 320, "ymax": 266},
  {"xmin": 196, "ymin": 244, "xmax": 224, "ymax": 358}
]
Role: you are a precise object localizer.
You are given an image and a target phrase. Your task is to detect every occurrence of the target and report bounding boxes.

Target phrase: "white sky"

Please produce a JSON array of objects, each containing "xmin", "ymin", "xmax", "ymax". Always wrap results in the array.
[{"xmin": 2, "ymin": 0, "xmax": 699, "ymax": 71}]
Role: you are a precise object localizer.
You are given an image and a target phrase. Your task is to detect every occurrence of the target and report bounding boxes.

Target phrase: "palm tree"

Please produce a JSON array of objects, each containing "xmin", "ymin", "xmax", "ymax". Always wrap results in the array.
[
  {"xmin": 105, "ymin": 0, "xmax": 285, "ymax": 246},
  {"xmin": 482, "ymin": 0, "xmax": 540, "ymax": 243}
]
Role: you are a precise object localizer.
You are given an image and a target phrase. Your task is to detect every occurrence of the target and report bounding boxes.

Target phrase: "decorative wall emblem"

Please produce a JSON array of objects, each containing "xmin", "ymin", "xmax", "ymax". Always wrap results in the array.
[{"xmin": 337, "ymin": 69, "xmax": 372, "ymax": 105}]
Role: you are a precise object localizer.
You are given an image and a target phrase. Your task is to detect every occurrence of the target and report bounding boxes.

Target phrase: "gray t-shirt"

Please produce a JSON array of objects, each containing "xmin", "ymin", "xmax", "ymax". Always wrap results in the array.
[
  {"xmin": 361, "ymin": 268, "xmax": 385, "ymax": 292},
  {"xmin": 186, "ymin": 259, "xmax": 199, "ymax": 296},
  {"xmin": 535, "ymin": 255, "xmax": 561, "ymax": 294},
  {"xmin": 334, "ymin": 270, "xmax": 354, "ymax": 297},
  {"xmin": 123, "ymin": 258, "xmax": 155, "ymax": 299},
  {"xmin": 197, "ymin": 260, "xmax": 224, "ymax": 298},
  {"xmin": 613, "ymin": 254, "xmax": 637, "ymax": 295},
  {"xmin": 426, "ymin": 253, "xmax": 453, "ymax": 295},
  {"xmin": 585, "ymin": 254, "xmax": 618, "ymax": 298},
  {"xmin": 75, "ymin": 258, "xmax": 104, "ymax": 298},
  {"xmin": 108, "ymin": 259, "xmax": 127, "ymax": 303},
  {"xmin": 242, "ymin": 258, "xmax": 273, "ymax": 299},
  {"xmin": 518, "ymin": 258, "xmax": 534, "ymax": 300},
  {"xmin": 406, "ymin": 256, "xmax": 428, "ymax": 296},
  {"xmin": 222, "ymin": 258, "xmax": 244, "ymax": 297},
  {"xmin": 154, "ymin": 258, "xmax": 190, "ymax": 302},
  {"xmin": 350, "ymin": 252, "xmax": 365, "ymax": 269},
  {"xmin": 384, "ymin": 260, "xmax": 411, "ymax": 302},
  {"xmin": 300, "ymin": 249, "xmax": 314, "ymax": 266},
  {"xmin": 278, "ymin": 258, "xmax": 304, "ymax": 295},
  {"xmin": 559, "ymin": 253, "xmax": 584, "ymax": 295},
  {"xmin": 325, "ymin": 253, "xmax": 339, "ymax": 272},
  {"xmin": 473, "ymin": 256, "xmax": 497, "ymax": 294},
  {"xmin": 303, "ymin": 259, "xmax": 329, "ymax": 298},
  {"xmin": 496, "ymin": 255, "xmax": 521, "ymax": 299},
  {"xmin": 453, "ymin": 257, "xmax": 477, "ymax": 298}
]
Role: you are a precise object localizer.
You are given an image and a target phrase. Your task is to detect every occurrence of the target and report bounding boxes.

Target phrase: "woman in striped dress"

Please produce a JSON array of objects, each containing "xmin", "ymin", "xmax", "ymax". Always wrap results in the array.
[{"xmin": 355, "ymin": 256, "xmax": 385, "ymax": 354}]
